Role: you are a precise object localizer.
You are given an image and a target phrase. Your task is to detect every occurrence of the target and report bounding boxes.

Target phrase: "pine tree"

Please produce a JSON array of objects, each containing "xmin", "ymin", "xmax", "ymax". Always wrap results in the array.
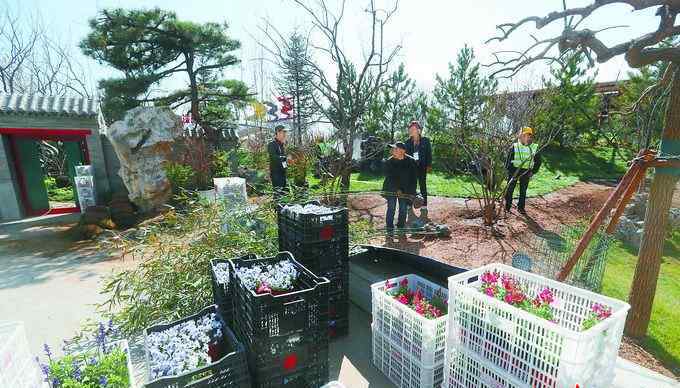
[
  {"xmin": 434, "ymin": 45, "xmax": 497, "ymax": 142},
  {"xmin": 275, "ymin": 31, "xmax": 318, "ymax": 145}
]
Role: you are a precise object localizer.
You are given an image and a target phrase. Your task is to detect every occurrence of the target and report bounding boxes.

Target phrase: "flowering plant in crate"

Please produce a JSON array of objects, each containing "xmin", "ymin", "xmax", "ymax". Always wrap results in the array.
[
  {"xmin": 235, "ymin": 259, "xmax": 298, "ymax": 294},
  {"xmin": 146, "ymin": 312, "xmax": 224, "ymax": 379},
  {"xmin": 385, "ymin": 277, "xmax": 447, "ymax": 319},
  {"xmin": 36, "ymin": 320, "xmax": 133, "ymax": 388},
  {"xmin": 446, "ymin": 263, "xmax": 630, "ymax": 388}
]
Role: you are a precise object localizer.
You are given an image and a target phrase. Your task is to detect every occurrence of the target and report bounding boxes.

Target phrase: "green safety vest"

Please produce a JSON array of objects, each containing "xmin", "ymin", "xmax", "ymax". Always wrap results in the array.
[{"xmin": 512, "ymin": 142, "xmax": 538, "ymax": 170}]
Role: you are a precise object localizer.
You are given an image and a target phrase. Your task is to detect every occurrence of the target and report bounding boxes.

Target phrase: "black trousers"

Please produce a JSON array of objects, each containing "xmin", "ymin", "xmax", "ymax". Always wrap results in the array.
[
  {"xmin": 416, "ymin": 168, "xmax": 428, "ymax": 206},
  {"xmin": 271, "ymin": 173, "xmax": 287, "ymax": 199},
  {"xmin": 505, "ymin": 170, "xmax": 531, "ymax": 211}
]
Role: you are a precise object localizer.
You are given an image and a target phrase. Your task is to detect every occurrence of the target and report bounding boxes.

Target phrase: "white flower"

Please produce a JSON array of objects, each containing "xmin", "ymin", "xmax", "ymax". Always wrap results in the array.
[
  {"xmin": 147, "ymin": 313, "xmax": 223, "ymax": 379},
  {"xmin": 235, "ymin": 259, "xmax": 298, "ymax": 292},
  {"xmin": 212, "ymin": 262, "xmax": 230, "ymax": 285},
  {"xmin": 283, "ymin": 204, "xmax": 334, "ymax": 216}
]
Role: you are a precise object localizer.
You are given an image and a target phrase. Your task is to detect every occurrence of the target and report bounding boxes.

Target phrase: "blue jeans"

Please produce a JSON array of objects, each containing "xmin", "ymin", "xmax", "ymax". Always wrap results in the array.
[{"xmin": 386, "ymin": 196, "xmax": 409, "ymax": 229}]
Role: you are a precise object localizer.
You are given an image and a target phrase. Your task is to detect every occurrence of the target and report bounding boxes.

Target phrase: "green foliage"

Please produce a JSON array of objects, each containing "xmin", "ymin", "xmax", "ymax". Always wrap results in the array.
[
  {"xmin": 432, "ymin": 45, "xmax": 497, "ymax": 170},
  {"xmin": 364, "ymin": 63, "xmax": 419, "ymax": 142},
  {"xmin": 45, "ymin": 177, "xmax": 75, "ymax": 202},
  {"xmin": 80, "ymin": 7, "xmax": 246, "ymax": 125},
  {"xmin": 164, "ymin": 162, "xmax": 195, "ymax": 192},
  {"xmin": 99, "ymin": 200, "xmax": 374, "ymax": 334},
  {"xmin": 533, "ymin": 53, "xmax": 600, "ymax": 147},
  {"xmin": 602, "ymin": 230, "xmax": 680, "ymax": 375},
  {"xmin": 275, "ymin": 31, "xmax": 318, "ymax": 145},
  {"xmin": 45, "ymin": 348, "xmax": 130, "ymax": 388}
]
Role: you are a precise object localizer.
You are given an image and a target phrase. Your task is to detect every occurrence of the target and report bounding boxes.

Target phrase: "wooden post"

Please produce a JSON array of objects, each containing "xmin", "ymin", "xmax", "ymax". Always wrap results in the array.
[{"xmin": 556, "ymin": 160, "xmax": 642, "ymax": 281}]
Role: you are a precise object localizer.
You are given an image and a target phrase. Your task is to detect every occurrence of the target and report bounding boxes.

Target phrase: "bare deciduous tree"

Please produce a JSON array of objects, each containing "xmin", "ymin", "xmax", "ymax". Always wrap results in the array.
[
  {"xmin": 487, "ymin": 0, "xmax": 680, "ymax": 337},
  {"xmin": 0, "ymin": 5, "xmax": 93, "ymax": 97},
  {"xmin": 262, "ymin": 0, "xmax": 401, "ymax": 192}
]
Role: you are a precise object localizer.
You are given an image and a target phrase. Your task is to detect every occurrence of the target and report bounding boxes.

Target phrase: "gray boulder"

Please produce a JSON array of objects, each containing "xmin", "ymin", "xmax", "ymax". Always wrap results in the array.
[{"xmin": 107, "ymin": 107, "xmax": 183, "ymax": 212}]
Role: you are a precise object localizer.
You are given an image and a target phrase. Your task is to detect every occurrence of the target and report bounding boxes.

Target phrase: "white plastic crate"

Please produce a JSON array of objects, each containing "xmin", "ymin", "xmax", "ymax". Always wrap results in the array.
[
  {"xmin": 445, "ymin": 263, "xmax": 630, "ymax": 388},
  {"xmin": 371, "ymin": 274, "xmax": 448, "ymax": 367},
  {"xmin": 373, "ymin": 329, "xmax": 444, "ymax": 388},
  {"xmin": 0, "ymin": 322, "xmax": 47, "ymax": 388},
  {"xmin": 443, "ymin": 346, "xmax": 523, "ymax": 388}
]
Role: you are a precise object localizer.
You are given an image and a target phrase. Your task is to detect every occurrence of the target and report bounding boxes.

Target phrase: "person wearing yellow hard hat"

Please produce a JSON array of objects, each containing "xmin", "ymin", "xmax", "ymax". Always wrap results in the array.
[{"xmin": 504, "ymin": 126, "xmax": 542, "ymax": 215}]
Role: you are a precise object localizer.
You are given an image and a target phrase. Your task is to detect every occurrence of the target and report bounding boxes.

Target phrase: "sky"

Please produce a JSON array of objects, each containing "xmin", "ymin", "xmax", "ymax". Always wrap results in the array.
[{"xmin": 3, "ymin": 0, "xmax": 664, "ymax": 99}]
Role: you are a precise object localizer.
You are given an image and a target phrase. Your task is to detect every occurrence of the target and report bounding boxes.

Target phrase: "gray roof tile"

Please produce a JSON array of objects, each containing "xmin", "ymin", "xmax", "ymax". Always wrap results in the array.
[{"xmin": 0, "ymin": 93, "xmax": 99, "ymax": 117}]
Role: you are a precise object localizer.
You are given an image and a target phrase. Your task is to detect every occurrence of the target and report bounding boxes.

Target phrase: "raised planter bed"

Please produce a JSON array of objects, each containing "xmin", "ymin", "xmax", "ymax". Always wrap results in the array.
[{"xmin": 445, "ymin": 263, "xmax": 630, "ymax": 388}]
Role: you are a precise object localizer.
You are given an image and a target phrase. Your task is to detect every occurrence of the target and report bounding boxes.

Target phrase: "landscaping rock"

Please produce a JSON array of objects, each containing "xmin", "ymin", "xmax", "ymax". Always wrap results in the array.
[{"xmin": 107, "ymin": 107, "xmax": 183, "ymax": 213}]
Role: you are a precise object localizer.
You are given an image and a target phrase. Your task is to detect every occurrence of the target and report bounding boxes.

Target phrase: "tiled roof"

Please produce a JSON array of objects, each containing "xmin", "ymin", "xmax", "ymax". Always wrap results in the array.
[{"xmin": 0, "ymin": 93, "xmax": 99, "ymax": 117}]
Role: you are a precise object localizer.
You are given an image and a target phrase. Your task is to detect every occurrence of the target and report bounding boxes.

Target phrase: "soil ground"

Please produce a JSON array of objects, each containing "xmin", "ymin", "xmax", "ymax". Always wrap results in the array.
[{"xmin": 348, "ymin": 181, "xmax": 679, "ymax": 379}]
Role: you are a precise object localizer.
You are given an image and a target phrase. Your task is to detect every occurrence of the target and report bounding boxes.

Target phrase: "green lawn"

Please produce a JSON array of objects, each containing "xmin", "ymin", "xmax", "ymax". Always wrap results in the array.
[
  {"xmin": 309, "ymin": 146, "xmax": 627, "ymax": 198},
  {"xmin": 601, "ymin": 231, "xmax": 680, "ymax": 375}
]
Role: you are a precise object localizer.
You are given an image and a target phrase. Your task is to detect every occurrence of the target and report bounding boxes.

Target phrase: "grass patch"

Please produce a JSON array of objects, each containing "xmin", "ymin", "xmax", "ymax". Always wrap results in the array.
[
  {"xmin": 601, "ymin": 230, "xmax": 680, "ymax": 375},
  {"xmin": 309, "ymin": 146, "xmax": 627, "ymax": 198},
  {"xmin": 45, "ymin": 177, "xmax": 75, "ymax": 202}
]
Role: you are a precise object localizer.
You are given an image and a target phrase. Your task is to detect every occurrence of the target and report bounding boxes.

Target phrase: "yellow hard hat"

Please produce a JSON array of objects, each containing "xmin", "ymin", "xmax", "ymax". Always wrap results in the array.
[{"xmin": 521, "ymin": 126, "xmax": 534, "ymax": 135}]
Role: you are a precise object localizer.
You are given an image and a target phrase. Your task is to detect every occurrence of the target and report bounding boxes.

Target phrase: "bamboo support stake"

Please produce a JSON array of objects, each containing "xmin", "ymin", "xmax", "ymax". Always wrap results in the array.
[{"xmin": 556, "ymin": 159, "xmax": 643, "ymax": 281}]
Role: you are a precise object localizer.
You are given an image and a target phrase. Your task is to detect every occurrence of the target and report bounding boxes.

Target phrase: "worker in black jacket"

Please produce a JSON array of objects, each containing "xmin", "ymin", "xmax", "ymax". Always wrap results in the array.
[
  {"xmin": 382, "ymin": 142, "xmax": 417, "ymax": 232},
  {"xmin": 505, "ymin": 126, "xmax": 542, "ymax": 214},
  {"xmin": 404, "ymin": 120, "xmax": 433, "ymax": 208},
  {"xmin": 267, "ymin": 125, "xmax": 290, "ymax": 198}
]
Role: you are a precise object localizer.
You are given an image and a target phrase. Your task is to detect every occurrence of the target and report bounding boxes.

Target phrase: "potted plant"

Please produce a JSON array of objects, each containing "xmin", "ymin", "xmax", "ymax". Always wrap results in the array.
[{"xmin": 36, "ymin": 321, "xmax": 135, "ymax": 387}]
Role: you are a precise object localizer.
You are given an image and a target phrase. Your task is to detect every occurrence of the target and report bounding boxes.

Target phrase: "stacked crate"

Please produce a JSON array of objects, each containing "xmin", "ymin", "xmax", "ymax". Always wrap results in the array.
[
  {"xmin": 277, "ymin": 202, "xmax": 350, "ymax": 338},
  {"xmin": 143, "ymin": 305, "xmax": 251, "ymax": 388},
  {"xmin": 228, "ymin": 253, "xmax": 331, "ymax": 388}
]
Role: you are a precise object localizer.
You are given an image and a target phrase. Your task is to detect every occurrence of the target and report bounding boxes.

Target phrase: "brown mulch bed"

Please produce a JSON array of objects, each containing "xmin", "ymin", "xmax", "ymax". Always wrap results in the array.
[{"xmin": 348, "ymin": 182, "xmax": 678, "ymax": 379}]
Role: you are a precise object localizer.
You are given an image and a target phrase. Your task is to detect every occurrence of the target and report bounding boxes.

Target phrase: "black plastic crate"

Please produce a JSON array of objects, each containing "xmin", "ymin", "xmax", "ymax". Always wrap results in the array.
[
  {"xmin": 229, "ymin": 252, "xmax": 330, "ymax": 339},
  {"xmin": 232, "ymin": 328, "xmax": 329, "ymax": 388},
  {"xmin": 278, "ymin": 237, "xmax": 349, "ymax": 273},
  {"xmin": 277, "ymin": 202, "xmax": 349, "ymax": 245},
  {"xmin": 321, "ymin": 263, "xmax": 349, "ymax": 339},
  {"xmin": 143, "ymin": 305, "xmax": 251, "ymax": 388},
  {"xmin": 210, "ymin": 255, "xmax": 256, "ymax": 325}
]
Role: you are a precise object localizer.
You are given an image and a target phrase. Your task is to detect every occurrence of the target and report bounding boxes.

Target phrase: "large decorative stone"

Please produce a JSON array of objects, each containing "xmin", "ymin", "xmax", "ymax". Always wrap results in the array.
[{"xmin": 107, "ymin": 107, "xmax": 182, "ymax": 212}]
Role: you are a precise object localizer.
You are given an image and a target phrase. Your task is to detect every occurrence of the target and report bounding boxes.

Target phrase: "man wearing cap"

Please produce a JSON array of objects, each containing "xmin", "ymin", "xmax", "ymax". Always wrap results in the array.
[
  {"xmin": 382, "ymin": 142, "xmax": 417, "ymax": 232},
  {"xmin": 505, "ymin": 126, "xmax": 542, "ymax": 214},
  {"xmin": 268, "ymin": 125, "xmax": 290, "ymax": 198},
  {"xmin": 404, "ymin": 120, "xmax": 433, "ymax": 208}
]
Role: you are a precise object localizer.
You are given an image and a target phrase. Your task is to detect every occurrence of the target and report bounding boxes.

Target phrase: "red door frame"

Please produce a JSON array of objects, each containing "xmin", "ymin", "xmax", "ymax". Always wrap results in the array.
[{"xmin": 1, "ymin": 127, "xmax": 92, "ymax": 217}]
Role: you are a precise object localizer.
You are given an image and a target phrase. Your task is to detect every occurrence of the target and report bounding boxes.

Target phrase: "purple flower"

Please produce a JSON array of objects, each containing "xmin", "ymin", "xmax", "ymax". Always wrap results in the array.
[
  {"xmin": 35, "ymin": 357, "xmax": 50, "ymax": 381},
  {"xmin": 384, "ymin": 279, "xmax": 393, "ymax": 289},
  {"xmin": 99, "ymin": 376, "xmax": 108, "ymax": 387},
  {"xmin": 71, "ymin": 359, "xmax": 82, "ymax": 381},
  {"xmin": 43, "ymin": 344, "xmax": 52, "ymax": 361},
  {"xmin": 52, "ymin": 377, "xmax": 61, "ymax": 387}
]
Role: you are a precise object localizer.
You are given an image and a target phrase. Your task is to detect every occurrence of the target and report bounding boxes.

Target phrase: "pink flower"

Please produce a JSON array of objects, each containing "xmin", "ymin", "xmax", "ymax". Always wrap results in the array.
[
  {"xmin": 415, "ymin": 301, "xmax": 426, "ymax": 315},
  {"xmin": 538, "ymin": 288, "xmax": 554, "ymax": 305},
  {"xmin": 592, "ymin": 303, "xmax": 612, "ymax": 320},
  {"xmin": 501, "ymin": 274, "xmax": 515, "ymax": 291},
  {"xmin": 480, "ymin": 271, "xmax": 500, "ymax": 285},
  {"xmin": 504, "ymin": 290, "xmax": 525, "ymax": 305},
  {"xmin": 484, "ymin": 286, "xmax": 496, "ymax": 298},
  {"xmin": 429, "ymin": 306, "xmax": 442, "ymax": 318},
  {"xmin": 256, "ymin": 282, "xmax": 271, "ymax": 294},
  {"xmin": 385, "ymin": 279, "xmax": 393, "ymax": 289},
  {"xmin": 399, "ymin": 277, "xmax": 409, "ymax": 288},
  {"xmin": 414, "ymin": 289, "xmax": 423, "ymax": 303},
  {"xmin": 397, "ymin": 294, "xmax": 409, "ymax": 305}
]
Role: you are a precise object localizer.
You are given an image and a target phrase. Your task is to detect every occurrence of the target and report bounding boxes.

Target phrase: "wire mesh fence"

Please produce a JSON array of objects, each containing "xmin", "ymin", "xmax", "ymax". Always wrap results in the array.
[{"xmin": 512, "ymin": 225, "xmax": 615, "ymax": 292}]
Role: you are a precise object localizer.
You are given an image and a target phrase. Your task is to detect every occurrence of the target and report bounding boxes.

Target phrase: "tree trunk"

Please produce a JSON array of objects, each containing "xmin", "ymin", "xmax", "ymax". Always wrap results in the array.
[{"xmin": 625, "ymin": 68, "xmax": 680, "ymax": 337}]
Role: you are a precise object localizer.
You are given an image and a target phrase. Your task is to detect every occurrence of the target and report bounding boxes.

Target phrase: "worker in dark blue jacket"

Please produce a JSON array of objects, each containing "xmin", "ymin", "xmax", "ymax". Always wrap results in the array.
[
  {"xmin": 404, "ymin": 120, "xmax": 432, "ymax": 208},
  {"xmin": 382, "ymin": 142, "xmax": 417, "ymax": 232},
  {"xmin": 267, "ymin": 125, "xmax": 290, "ymax": 198}
]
